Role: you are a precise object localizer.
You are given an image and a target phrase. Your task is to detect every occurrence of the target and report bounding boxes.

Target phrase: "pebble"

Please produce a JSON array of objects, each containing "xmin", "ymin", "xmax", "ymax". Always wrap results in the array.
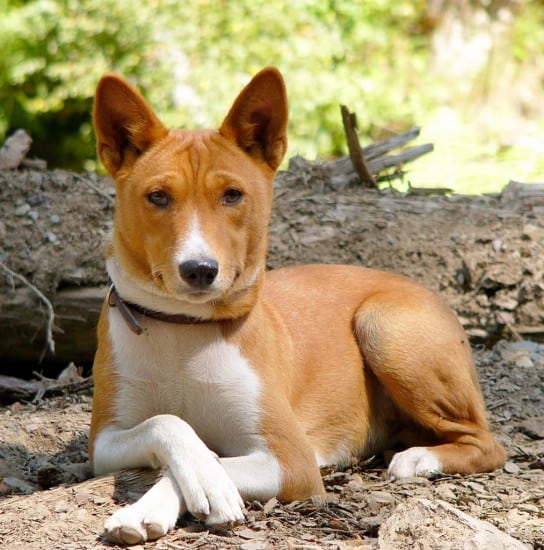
[
  {"xmin": 518, "ymin": 503, "xmax": 540, "ymax": 514},
  {"xmin": 515, "ymin": 355, "xmax": 534, "ymax": 369},
  {"xmin": 46, "ymin": 231, "xmax": 57, "ymax": 243},
  {"xmin": 503, "ymin": 461, "xmax": 521, "ymax": 474},
  {"xmin": 49, "ymin": 214, "xmax": 60, "ymax": 224},
  {"xmin": 27, "ymin": 171, "xmax": 43, "ymax": 187},
  {"xmin": 518, "ymin": 415, "xmax": 544, "ymax": 440},
  {"xmin": 14, "ymin": 203, "xmax": 31, "ymax": 216},
  {"xmin": 27, "ymin": 193, "xmax": 45, "ymax": 207},
  {"xmin": 370, "ymin": 490, "xmax": 397, "ymax": 504},
  {"xmin": 27, "ymin": 210, "xmax": 39, "ymax": 221},
  {"xmin": 434, "ymin": 484, "xmax": 457, "ymax": 501},
  {"xmin": 492, "ymin": 238, "xmax": 503, "ymax": 251},
  {"xmin": 522, "ymin": 223, "xmax": 544, "ymax": 241}
]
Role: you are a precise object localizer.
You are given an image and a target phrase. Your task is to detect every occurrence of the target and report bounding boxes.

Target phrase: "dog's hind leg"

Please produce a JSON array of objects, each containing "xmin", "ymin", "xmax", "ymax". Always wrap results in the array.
[{"xmin": 354, "ymin": 288, "xmax": 506, "ymax": 478}]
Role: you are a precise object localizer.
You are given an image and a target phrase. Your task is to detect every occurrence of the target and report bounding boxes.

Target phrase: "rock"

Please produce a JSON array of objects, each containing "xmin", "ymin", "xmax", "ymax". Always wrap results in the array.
[
  {"xmin": 503, "ymin": 461, "xmax": 521, "ymax": 474},
  {"xmin": 521, "ymin": 223, "xmax": 544, "ymax": 241},
  {"xmin": 46, "ymin": 231, "xmax": 57, "ymax": 243},
  {"xmin": 0, "ymin": 129, "xmax": 32, "ymax": 170},
  {"xmin": 378, "ymin": 498, "xmax": 528, "ymax": 549},
  {"xmin": 14, "ymin": 203, "xmax": 31, "ymax": 216},
  {"xmin": 517, "ymin": 415, "xmax": 544, "ymax": 440},
  {"xmin": 2, "ymin": 476, "xmax": 36, "ymax": 494},
  {"xmin": 515, "ymin": 355, "xmax": 534, "ymax": 369},
  {"xmin": 509, "ymin": 341, "xmax": 541, "ymax": 354},
  {"xmin": 27, "ymin": 193, "xmax": 46, "ymax": 207},
  {"xmin": 434, "ymin": 483, "xmax": 457, "ymax": 501},
  {"xmin": 370, "ymin": 490, "xmax": 398, "ymax": 505}
]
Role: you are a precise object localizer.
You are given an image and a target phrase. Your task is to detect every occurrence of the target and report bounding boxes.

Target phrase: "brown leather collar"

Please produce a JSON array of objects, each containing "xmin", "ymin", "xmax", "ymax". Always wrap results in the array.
[{"xmin": 107, "ymin": 284, "xmax": 213, "ymax": 335}]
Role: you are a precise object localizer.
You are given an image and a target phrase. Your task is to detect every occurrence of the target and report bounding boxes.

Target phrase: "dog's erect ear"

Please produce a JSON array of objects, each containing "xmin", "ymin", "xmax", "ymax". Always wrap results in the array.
[
  {"xmin": 94, "ymin": 75, "xmax": 168, "ymax": 177},
  {"xmin": 219, "ymin": 67, "xmax": 288, "ymax": 171}
]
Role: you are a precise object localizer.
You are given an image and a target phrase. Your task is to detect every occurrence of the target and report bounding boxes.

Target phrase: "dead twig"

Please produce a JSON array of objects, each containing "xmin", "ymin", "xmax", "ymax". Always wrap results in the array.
[
  {"xmin": 0, "ymin": 262, "xmax": 56, "ymax": 356},
  {"xmin": 340, "ymin": 105, "xmax": 377, "ymax": 188},
  {"xmin": 367, "ymin": 143, "xmax": 434, "ymax": 174},
  {"xmin": 0, "ymin": 373, "xmax": 93, "ymax": 402}
]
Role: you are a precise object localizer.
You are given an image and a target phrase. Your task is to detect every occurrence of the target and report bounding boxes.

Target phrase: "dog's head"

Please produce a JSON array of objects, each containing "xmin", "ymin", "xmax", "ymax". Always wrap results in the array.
[{"xmin": 94, "ymin": 68, "xmax": 287, "ymax": 319}]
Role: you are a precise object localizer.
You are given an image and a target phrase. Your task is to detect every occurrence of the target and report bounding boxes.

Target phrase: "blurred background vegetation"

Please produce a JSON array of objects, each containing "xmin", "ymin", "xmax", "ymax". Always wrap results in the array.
[{"xmin": 0, "ymin": 0, "xmax": 542, "ymax": 193}]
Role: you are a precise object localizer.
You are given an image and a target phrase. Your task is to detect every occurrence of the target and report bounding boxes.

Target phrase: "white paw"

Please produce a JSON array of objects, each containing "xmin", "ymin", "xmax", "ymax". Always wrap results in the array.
[
  {"xmin": 104, "ymin": 503, "xmax": 177, "ymax": 545},
  {"xmin": 173, "ymin": 450, "xmax": 245, "ymax": 526},
  {"xmin": 388, "ymin": 447, "xmax": 441, "ymax": 480},
  {"xmin": 103, "ymin": 474, "xmax": 181, "ymax": 545}
]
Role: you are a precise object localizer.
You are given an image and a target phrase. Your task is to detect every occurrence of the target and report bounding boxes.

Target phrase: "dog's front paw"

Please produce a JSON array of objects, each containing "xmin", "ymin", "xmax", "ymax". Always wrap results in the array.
[
  {"xmin": 103, "ymin": 473, "xmax": 181, "ymax": 545},
  {"xmin": 388, "ymin": 446, "xmax": 441, "ymax": 480},
  {"xmin": 104, "ymin": 503, "xmax": 176, "ymax": 545},
  {"xmin": 173, "ymin": 453, "xmax": 245, "ymax": 526}
]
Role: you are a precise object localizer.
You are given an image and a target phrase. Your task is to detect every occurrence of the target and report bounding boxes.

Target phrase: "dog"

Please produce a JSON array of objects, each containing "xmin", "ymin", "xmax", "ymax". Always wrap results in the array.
[{"xmin": 89, "ymin": 67, "xmax": 506, "ymax": 545}]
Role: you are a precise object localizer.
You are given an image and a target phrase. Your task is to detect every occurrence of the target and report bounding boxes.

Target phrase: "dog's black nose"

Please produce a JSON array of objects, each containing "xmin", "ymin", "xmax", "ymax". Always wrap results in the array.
[{"xmin": 179, "ymin": 259, "xmax": 219, "ymax": 289}]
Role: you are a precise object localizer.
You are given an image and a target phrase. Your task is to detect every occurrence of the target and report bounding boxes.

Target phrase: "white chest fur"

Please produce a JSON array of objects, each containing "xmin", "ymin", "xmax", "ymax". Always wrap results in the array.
[{"xmin": 108, "ymin": 308, "xmax": 263, "ymax": 457}]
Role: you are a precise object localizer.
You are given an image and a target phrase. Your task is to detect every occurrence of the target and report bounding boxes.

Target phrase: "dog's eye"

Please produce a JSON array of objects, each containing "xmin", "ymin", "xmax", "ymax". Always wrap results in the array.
[
  {"xmin": 222, "ymin": 189, "xmax": 243, "ymax": 206},
  {"xmin": 147, "ymin": 191, "xmax": 171, "ymax": 208}
]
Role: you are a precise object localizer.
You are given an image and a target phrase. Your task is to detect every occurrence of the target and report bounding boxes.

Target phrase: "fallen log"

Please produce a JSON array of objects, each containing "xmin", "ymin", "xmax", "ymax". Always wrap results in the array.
[
  {"xmin": 1, "ymin": 155, "xmax": 544, "ymax": 375},
  {"xmin": 0, "ymin": 285, "xmax": 105, "ymax": 369}
]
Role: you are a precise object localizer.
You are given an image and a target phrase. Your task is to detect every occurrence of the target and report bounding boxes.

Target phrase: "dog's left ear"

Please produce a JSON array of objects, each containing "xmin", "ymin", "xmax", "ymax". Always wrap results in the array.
[{"xmin": 219, "ymin": 67, "xmax": 288, "ymax": 171}]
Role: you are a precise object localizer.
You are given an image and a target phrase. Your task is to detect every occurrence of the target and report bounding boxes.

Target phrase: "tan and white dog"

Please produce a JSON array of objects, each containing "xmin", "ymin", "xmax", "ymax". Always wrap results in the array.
[{"xmin": 90, "ymin": 67, "xmax": 506, "ymax": 545}]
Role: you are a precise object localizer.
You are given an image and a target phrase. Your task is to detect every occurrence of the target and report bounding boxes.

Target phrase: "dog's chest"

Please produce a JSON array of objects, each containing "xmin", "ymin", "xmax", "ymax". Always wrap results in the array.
[{"xmin": 108, "ymin": 311, "xmax": 262, "ymax": 456}]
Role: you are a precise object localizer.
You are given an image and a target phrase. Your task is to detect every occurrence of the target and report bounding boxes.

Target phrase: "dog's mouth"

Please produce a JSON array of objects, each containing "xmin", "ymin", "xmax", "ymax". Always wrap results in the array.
[{"xmin": 150, "ymin": 264, "xmax": 255, "ymax": 309}]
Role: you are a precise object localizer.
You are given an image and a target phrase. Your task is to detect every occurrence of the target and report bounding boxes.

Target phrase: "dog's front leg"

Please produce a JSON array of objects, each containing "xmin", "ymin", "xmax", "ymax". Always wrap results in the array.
[
  {"xmin": 93, "ymin": 414, "xmax": 245, "ymax": 543},
  {"xmin": 220, "ymin": 451, "xmax": 282, "ymax": 503}
]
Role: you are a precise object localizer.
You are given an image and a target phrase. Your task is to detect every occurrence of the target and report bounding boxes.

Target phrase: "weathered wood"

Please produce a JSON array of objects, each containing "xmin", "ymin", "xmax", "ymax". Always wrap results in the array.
[
  {"xmin": 0, "ymin": 372, "xmax": 92, "ymax": 402},
  {"xmin": 0, "ymin": 286, "xmax": 105, "ymax": 368},
  {"xmin": 362, "ymin": 126, "xmax": 422, "ymax": 160},
  {"xmin": 332, "ymin": 124, "xmax": 433, "ymax": 185},
  {"xmin": 2, "ymin": 164, "xmax": 544, "ymax": 371},
  {"xmin": 367, "ymin": 143, "xmax": 434, "ymax": 174}
]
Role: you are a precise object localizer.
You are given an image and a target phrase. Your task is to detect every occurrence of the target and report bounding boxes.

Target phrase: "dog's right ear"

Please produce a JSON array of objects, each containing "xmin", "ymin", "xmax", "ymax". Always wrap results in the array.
[
  {"xmin": 94, "ymin": 75, "xmax": 168, "ymax": 177},
  {"xmin": 219, "ymin": 67, "xmax": 288, "ymax": 171}
]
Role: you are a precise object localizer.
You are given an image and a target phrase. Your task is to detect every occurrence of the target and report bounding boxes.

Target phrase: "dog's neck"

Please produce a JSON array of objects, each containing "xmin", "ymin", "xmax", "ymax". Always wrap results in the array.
[{"xmin": 106, "ymin": 284, "xmax": 215, "ymax": 334}]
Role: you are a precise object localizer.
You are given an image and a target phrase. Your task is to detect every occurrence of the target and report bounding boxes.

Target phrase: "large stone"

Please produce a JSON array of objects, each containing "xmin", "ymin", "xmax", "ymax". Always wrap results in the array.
[{"xmin": 378, "ymin": 498, "xmax": 528, "ymax": 549}]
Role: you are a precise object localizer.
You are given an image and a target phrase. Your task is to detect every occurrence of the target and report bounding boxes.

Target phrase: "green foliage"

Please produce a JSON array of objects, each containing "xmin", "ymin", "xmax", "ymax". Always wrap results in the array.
[
  {"xmin": 0, "ymin": 0, "xmax": 171, "ymax": 168},
  {"xmin": 0, "ymin": 0, "xmax": 542, "ymax": 193},
  {"xmin": 0, "ymin": 0, "xmax": 428, "ymax": 170}
]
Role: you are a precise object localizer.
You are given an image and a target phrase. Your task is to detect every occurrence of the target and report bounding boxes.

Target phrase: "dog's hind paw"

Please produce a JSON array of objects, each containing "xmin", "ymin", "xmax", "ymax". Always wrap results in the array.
[{"xmin": 387, "ymin": 446, "xmax": 441, "ymax": 480}]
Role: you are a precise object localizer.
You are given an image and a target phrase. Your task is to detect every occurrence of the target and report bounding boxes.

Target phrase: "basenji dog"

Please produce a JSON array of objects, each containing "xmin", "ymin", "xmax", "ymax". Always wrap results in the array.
[{"xmin": 90, "ymin": 67, "xmax": 506, "ymax": 545}]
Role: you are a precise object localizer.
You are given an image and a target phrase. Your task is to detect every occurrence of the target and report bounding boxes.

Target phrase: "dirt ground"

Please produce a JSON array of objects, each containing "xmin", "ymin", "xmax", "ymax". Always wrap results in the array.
[
  {"xmin": 0, "ymin": 341, "xmax": 543, "ymax": 548},
  {"xmin": 1, "ymin": 159, "xmax": 544, "ymax": 548}
]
